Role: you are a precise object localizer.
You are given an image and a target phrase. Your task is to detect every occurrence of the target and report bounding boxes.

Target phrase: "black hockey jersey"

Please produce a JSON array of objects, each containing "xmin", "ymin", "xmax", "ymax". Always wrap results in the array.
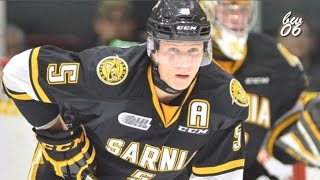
[
  {"xmin": 3, "ymin": 44, "xmax": 248, "ymax": 179},
  {"xmin": 215, "ymin": 32, "xmax": 306, "ymax": 169}
]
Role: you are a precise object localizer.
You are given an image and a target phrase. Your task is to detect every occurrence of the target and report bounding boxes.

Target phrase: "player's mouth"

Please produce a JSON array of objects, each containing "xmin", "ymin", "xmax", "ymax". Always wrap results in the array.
[{"xmin": 175, "ymin": 74, "xmax": 190, "ymax": 79}]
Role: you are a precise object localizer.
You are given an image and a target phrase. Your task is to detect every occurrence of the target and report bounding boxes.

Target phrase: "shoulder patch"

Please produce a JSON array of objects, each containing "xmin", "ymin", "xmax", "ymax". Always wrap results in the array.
[
  {"xmin": 96, "ymin": 56, "xmax": 129, "ymax": 85},
  {"xmin": 229, "ymin": 79, "xmax": 249, "ymax": 107},
  {"xmin": 277, "ymin": 43, "xmax": 301, "ymax": 67}
]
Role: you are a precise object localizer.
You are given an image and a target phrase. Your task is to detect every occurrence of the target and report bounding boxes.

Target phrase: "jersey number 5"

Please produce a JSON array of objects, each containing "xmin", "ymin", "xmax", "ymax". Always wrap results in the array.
[
  {"xmin": 47, "ymin": 63, "xmax": 80, "ymax": 84},
  {"xmin": 233, "ymin": 124, "xmax": 242, "ymax": 151}
]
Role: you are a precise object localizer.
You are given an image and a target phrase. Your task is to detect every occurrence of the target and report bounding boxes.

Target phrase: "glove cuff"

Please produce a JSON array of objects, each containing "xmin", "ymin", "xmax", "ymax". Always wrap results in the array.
[{"xmin": 34, "ymin": 126, "xmax": 96, "ymax": 178}]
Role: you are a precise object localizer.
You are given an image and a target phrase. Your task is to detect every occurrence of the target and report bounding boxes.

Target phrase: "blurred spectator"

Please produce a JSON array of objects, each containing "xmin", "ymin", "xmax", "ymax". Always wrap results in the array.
[
  {"xmin": 277, "ymin": 18, "xmax": 320, "ymax": 91},
  {"xmin": 131, "ymin": 1, "xmax": 157, "ymax": 42},
  {"xmin": 92, "ymin": 0, "xmax": 137, "ymax": 46},
  {"xmin": 1, "ymin": 24, "xmax": 26, "ymax": 68},
  {"xmin": 5, "ymin": 24, "xmax": 26, "ymax": 58}
]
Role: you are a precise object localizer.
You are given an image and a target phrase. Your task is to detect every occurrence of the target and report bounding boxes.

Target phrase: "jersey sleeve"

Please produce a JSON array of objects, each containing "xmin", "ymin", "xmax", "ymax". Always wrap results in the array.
[
  {"xmin": 190, "ymin": 123, "xmax": 245, "ymax": 179},
  {"xmin": 2, "ymin": 45, "xmax": 109, "ymax": 128},
  {"xmin": 2, "ymin": 45, "xmax": 112, "ymax": 104}
]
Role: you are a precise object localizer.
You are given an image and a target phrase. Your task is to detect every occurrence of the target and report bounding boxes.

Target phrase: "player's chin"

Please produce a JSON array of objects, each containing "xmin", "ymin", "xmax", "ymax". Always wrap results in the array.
[{"xmin": 171, "ymin": 77, "xmax": 193, "ymax": 90}]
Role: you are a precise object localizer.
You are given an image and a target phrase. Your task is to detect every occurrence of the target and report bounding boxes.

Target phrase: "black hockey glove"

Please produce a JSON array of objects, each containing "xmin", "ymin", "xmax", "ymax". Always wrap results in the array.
[{"xmin": 34, "ymin": 126, "xmax": 97, "ymax": 179}]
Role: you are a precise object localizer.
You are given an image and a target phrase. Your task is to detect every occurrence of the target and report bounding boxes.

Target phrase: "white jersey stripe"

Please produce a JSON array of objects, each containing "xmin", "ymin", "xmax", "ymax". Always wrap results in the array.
[{"xmin": 3, "ymin": 49, "xmax": 39, "ymax": 101}]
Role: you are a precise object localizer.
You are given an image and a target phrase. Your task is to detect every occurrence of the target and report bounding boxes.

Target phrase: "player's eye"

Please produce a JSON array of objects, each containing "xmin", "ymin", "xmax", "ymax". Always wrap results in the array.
[
  {"xmin": 188, "ymin": 48, "xmax": 200, "ymax": 56},
  {"xmin": 188, "ymin": 48, "xmax": 198, "ymax": 53},
  {"xmin": 168, "ymin": 48, "xmax": 179, "ymax": 54}
]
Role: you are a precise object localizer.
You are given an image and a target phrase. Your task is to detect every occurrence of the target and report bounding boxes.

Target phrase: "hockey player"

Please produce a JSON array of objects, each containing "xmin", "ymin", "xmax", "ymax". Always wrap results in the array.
[
  {"xmin": 199, "ymin": 0, "xmax": 307, "ymax": 179},
  {"xmin": 2, "ymin": 0, "xmax": 249, "ymax": 179}
]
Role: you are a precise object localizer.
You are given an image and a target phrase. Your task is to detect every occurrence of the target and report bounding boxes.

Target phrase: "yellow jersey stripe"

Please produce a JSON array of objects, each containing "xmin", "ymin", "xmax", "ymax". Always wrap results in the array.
[
  {"xmin": 288, "ymin": 132, "xmax": 316, "ymax": 160},
  {"xmin": 213, "ymin": 44, "xmax": 247, "ymax": 75},
  {"xmin": 76, "ymin": 147, "xmax": 96, "ymax": 180},
  {"xmin": 300, "ymin": 92, "xmax": 318, "ymax": 106},
  {"xmin": 147, "ymin": 65, "xmax": 165, "ymax": 124},
  {"xmin": 267, "ymin": 113, "xmax": 300, "ymax": 156},
  {"xmin": 192, "ymin": 159, "xmax": 245, "ymax": 175},
  {"xmin": 160, "ymin": 103, "xmax": 179, "ymax": 125},
  {"xmin": 31, "ymin": 47, "xmax": 51, "ymax": 103},
  {"xmin": 285, "ymin": 147, "xmax": 303, "ymax": 161},
  {"xmin": 303, "ymin": 111, "xmax": 320, "ymax": 142},
  {"xmin": 3, "ymin": 84, "xmax": 33, "ymax": 100},
  {"xmin": 166, "ymin": 79, "xmax": 196, "ymax": 127}
]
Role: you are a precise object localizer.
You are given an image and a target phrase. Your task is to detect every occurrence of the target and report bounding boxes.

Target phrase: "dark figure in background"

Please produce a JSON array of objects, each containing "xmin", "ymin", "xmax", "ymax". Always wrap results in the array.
[
  {"xmin": 277, "ymin": 19, "xmax": 320, "ymax": 91},
  {"xmin": 1, "ymin": 24, "xmax": 26, "ymax": 68},
  {"xmin": 93, "ymin": 0, "xmax": 137, "ymax": 47},
  {"xmin": 200, "ymin": 0, "xmax": 306, "ymax": 179}
]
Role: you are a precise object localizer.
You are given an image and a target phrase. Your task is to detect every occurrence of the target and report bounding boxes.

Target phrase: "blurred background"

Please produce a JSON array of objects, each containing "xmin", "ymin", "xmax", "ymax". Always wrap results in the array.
[{"xmin": 0, "ymin": 0, "xmax": 319, "ymax": 179}]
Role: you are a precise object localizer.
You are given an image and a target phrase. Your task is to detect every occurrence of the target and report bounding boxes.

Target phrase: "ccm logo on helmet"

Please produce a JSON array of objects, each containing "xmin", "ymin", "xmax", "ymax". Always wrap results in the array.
[{"xmin": 176, "ymin": 26, "xmax": 197, "ymax": 31}]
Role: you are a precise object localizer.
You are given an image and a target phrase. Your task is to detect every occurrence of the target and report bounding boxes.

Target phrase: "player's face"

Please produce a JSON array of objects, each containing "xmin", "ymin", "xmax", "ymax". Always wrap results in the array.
[
  {"xmin": 154, "ymin": 40, "xmax": 204, "ymax": 90},
  {"xmin": 216, "ymin": 1, "xmax": 252, "ymax": 32}
]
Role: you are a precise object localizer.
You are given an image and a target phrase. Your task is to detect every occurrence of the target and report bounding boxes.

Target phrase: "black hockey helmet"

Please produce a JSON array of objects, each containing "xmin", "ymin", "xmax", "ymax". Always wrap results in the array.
[
  {"xmin": 147, "ymin": 0, "xmax": 211, "ymax": 41},
  {"xmin": 146, "ymin": 0, "xmax": 213, "ymax": 95}
]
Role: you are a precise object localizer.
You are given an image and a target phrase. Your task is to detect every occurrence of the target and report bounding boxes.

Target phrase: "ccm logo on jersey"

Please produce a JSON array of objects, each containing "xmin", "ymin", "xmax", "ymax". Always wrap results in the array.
[
  {"xmin": 244, "ymin": 77, "xmax": 270, "ymax": 85},
  {"xmin": 176, "ymin": 26, "xmax": 197, "ymax": 31},
  {"xmin": 178, "ymin": 125, "xmax": 208, "ymax": 135},
  {"xmin": 118, "ymin": 112, "xmax": 152, "ymax": 131}
]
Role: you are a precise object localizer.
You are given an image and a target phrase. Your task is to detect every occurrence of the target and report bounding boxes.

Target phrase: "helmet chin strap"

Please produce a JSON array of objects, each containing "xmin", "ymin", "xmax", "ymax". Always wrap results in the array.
[{"xmin": 151, "ymin": 63, "xmax": 184, "ymax": 95}]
